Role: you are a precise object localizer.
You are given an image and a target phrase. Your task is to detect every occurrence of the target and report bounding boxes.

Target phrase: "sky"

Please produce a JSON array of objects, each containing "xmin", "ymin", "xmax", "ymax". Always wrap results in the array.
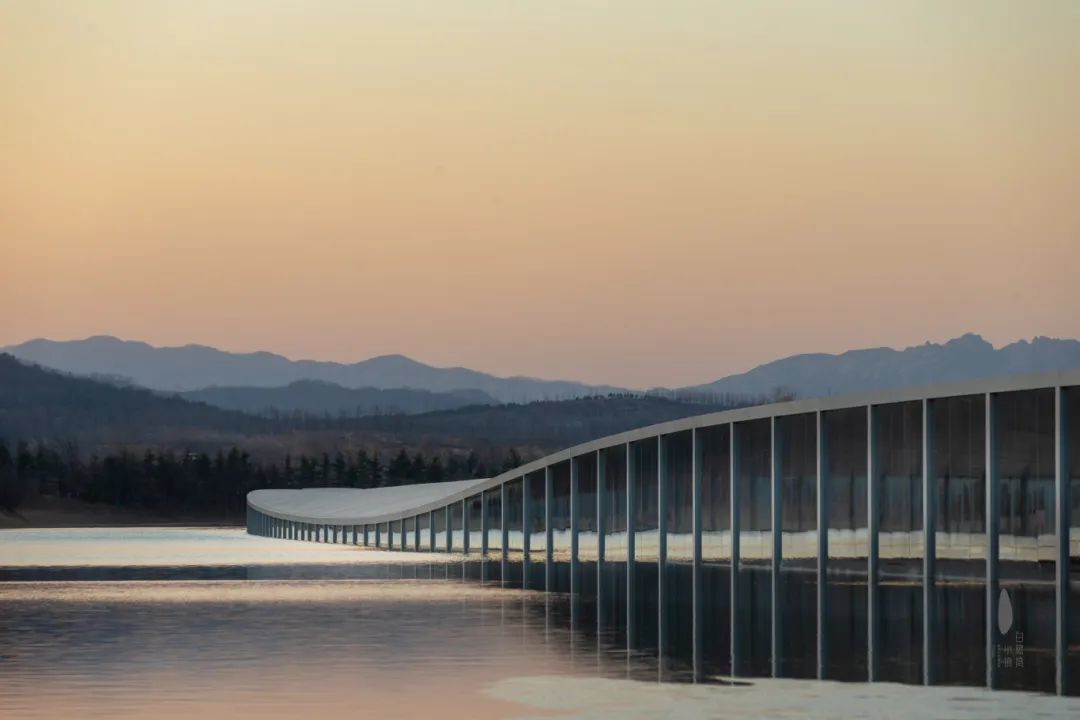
[{"xmin": 2, "ymin": 1, "xmax": 1078, "ymax": 388}]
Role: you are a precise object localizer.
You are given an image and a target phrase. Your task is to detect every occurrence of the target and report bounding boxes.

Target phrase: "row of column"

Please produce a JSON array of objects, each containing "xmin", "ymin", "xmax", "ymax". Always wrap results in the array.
[{"xmin": 248, "ymin": 387, "xmax": 1074, "ymax": 695}]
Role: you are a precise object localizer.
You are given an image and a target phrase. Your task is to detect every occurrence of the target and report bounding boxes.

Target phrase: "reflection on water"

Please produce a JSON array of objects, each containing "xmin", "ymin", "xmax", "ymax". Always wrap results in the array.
[{"xmin": 2, "ymin": 528, "xmax": 1078, "ymax": 719}]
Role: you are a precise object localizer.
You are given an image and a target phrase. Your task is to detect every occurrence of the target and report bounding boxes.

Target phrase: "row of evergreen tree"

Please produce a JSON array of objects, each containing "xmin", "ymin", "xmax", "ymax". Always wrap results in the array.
[{"xmin": 0, "ymin": 441, "xmax": 524, "ymax": 518}]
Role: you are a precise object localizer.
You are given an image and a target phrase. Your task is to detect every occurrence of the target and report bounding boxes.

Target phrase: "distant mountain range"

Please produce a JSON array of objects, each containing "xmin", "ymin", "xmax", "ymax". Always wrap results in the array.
[
  {"xmin": 0, "ymin": 354, "xmax": 733, "ymax": 458},
  {"xmin": 3, "ymin": 336, "xmax": 623, "ymax": 403},
  {"xmin": 179, "ymin": 381, "xmax": 495, "ymax": 417},
  {"xmin": 5, "ymin": 334, "xmax": 1080, "ymax": 414},
  {"xmin": 680, "ymin": 333, "xmax": 1080, "ymax": 398}
]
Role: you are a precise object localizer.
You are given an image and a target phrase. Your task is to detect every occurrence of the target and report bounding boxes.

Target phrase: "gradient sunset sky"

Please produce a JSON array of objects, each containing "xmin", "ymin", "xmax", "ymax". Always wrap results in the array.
[{"xmin": 3, "ymin": 1, "xmax": 1078, "ymax": 388}]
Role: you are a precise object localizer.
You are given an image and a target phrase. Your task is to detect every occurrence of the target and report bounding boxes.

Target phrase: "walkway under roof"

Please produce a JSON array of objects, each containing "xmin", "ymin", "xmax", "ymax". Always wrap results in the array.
[{"xmin": 247, "ymin": 477, "xmax": 489, "ymax": 525}]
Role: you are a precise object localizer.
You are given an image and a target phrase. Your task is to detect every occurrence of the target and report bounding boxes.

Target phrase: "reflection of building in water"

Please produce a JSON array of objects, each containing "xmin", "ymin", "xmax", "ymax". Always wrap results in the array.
[{"xmin": 247, "ymin": 371, "xmax": 1080, "ymax": 698}]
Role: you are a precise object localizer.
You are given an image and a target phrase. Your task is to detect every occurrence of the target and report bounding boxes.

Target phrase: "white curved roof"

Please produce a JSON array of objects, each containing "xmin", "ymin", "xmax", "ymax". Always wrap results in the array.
[
  {"xmin": 248, "ymin": 368, "xmax": 1080, "ymax": 526},
  {"xmin": 248, "ymin": 477, "xmax": 489, "ymax": 525}
]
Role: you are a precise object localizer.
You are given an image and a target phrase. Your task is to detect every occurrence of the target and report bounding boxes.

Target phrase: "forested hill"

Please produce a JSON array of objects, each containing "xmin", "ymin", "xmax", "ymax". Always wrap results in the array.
[
  {"xmin": 0, "ymin": 353, "xmax": 270, "ymax": 443},
  {"xmin": 179, "ymin": 380, "xmax": 495, "ymax": 417},
  {"xmin": 0, "ymin": 354, "xmax": 752, "ymax": 459},
  {"xmin": 338, "ymin": 395, "xmax": 738, "ymax": 449}
]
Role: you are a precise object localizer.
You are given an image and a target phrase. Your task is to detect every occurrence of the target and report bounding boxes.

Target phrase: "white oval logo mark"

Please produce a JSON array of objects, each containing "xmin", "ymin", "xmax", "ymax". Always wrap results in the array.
[{"xmin": 997, "ymin": 588, "xmax": 1013, "ymax": 635}]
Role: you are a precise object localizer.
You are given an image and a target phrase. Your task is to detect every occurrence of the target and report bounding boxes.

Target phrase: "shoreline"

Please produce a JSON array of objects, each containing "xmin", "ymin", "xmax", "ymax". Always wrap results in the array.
[{"xmin": 0, "ymin": 496, "xmax": 240, "ymax": 530}]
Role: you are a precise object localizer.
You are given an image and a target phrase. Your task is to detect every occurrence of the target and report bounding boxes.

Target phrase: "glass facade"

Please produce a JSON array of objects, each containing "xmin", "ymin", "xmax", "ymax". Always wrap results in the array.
[
  {"xmin": 247, "ymin": 377, "xmax": 1079, "ymax": 697},
  {"xmin": 433, "ymin": 506, "xmax": 448, "ymax": 551},
  {"xmin": 1067, "ymin": 386, "xmax": 1080, "ymax": 697},
  {"xmin": 631, "ymin": 438, "xmax": 659, "ymax": 563},
  {"xmin": 417, "ymin": 512, "xmax": 430, "ymax": 551},
  {"xmin": 932, "ymin": 394, "xmax": 986, "ymax": 686},
  {"xmin": 575, "ymin": 454, "xmax": 598, "ymax": 560},
  {"xmin": 484, "ymin": 488, "xmax": 501, "ymax": 554},
  {"xmin": 505, "ymin": 478, "xmax": 524, "ymax": 552},
  {"xmin": 824, "ymin": 406, "xmax": 868, "ymax": 681},
  {"xmin": 526, "ymin": 471, "xmax": 547, "ymax": 557},
  {"xmin": 467, "ymin": 493, "xmax": 483, "ymax": 553},
  {"xmin": 699, "ymin": 423, "xmax": 732, "ymax": 676},
  {"xmin": 602, "ymin": 446, "xmax": 628, "ymax": 561},
  {"xmin": 778, "ymin": 412, "xmax": 817, "ymax": 678},
  {"xmin": 996, "ymin": 388, "xmax": 1055, "ymax": 693},
  {"xmin": 874, "ymin": 400, "xmax": 923, "ymax": 684},
  {"xmin": 550, "ymin": 461, "xmax": 572, "ymax": 556},
  {"xmin": 665, "ymin": 430, "xmax": 694, "ymax": 562},
  {"xmin": 736, "ymin": 418, "xmax": 772, "ymax": 677},
  {"xmin": 450, "ymin": 501, "xmax": 464, "ymax": 553}
]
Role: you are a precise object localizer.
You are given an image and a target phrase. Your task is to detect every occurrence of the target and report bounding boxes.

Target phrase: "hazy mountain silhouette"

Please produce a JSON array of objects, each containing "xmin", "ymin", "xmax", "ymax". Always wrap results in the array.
[
  {"xmin": 0, "ymin": 355, "xmax": 731, "ymax": 457},
  {"xmin": 6, "ymin": 333, "xmax": 1079, "ymax": 405},
  {"xmin": 180, "ymin": 380, "xmax": 495, "ymax": 417},
  {"xmin": 678, "ymin": 333, "xmax": 1080, "ymax": 398},
  {"xmin": 2, "ymin": 336, "xmax": 623, "ymax": 402}
]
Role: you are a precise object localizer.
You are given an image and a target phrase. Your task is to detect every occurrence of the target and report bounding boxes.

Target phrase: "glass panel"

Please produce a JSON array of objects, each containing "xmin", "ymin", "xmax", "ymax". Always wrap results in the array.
[
  {"xmin": 603, "ymin": 446, "xmax": 628, "ymax": 561},
  {"xmin": 485, "ymin": 488, "xmax": 501, "ymax": 554},
  {"xmin": 699, "ymin": 424, "xmax": 732, "ymax": 676},
  {"xmin": 663, "ymin": 430, "xmax": 694, "ymax": 667},
  {"xmin": 550, "ymin": 461, "xmax": 572, "ymax": 556},
  {"xmin": 505, "ymin": 479, "xmax": 524, "ymax": 552},
  {"xmin": 824, "ymin": 406, "xmax": 868, "ymax": 681},
  {"xmin": 467, "ymin": 493, "xmax": 484, "ymax": 552},
  {"xmin": 996, "ymin": 388, "xmax": 1055, "ymax": 693},
  {"xmin": 778, "ymin": 412, "xmax": 817, "ymax": 679},
  {"xmin": 736, "ymin": 418, "xmax": 772, "ymax": 677},
  {"xmin": 450, "ymin": 501, "xmax": 464, "ymax": 553},
  {"xmin": 875, "ymin": 400, "xmax": 923, "ymax": 684},
  {"xmin": 417, "ymin": 512, "xmax": 431, "ymax": 551},
  {"xmin": 433, "ymin": 506, "xmax": 448, "ymax": 551},
  {"xmin": 402, "ymin": 516, "xmax": 414, "ymax": 550},
  {"xmin": 526, "ymin": 470, "xmax": 546, "ymax": 556},
  {"xmin": 632, "ymin": 438, "xmax": 659, "ymax": 562},
  {"xmin": 932, "ymin": 394, "xmax": 986, "ymax": 686},
  {"xmin": 576, "ymin": 454, "xmax": 598, "ymax": 561},
  {"xmin": 1067, "ymin": 386, "xmax": 1080, "ymax": 696}
]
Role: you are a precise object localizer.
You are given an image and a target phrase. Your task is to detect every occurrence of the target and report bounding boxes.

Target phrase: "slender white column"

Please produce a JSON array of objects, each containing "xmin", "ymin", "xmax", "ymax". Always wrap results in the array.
[
  {"xmin": 922, "ymin": 398, "xmax": 936, "ymax": 686},
  {"xmin": 428, "ymin": 511, "xmax": 435, "ymax": 551},
  {"xmin": 544, "ymin": 464, "xmax": 552, "ymax": 587},
  {"xmin": 500, "ymin": 483, "xmax": 508, "ymax": 563},
  {"xmin": 570, "ymin": 457, "xmax": 580, "ymax": 597},
  {"xmin": 771, "ymin": 415, "xmax": 782, "ymax": 678},
  {"xmin": 463, "ymin": 499, "xmax": 470, "ymax": 555},
  {"xmin": 657, "ymin": 434, "xmax": 668, "ymax": 660},
  {"xmin": 730, "ymin": 422, "xmax": 741, "ymax": 676},
  {"xmin": 596, "ymin": 448, "xmax": 607, "ymax": 638},
  {"xmin": 597, "ymin": 450, "xmax": 607, "ymax": 563},
  {"xmin": 626, "ymin": 441, "xmax": 637, "ymax": 650},
  {"xmin": 445, "ymin": 506, "xmax": 452, "ymax": 553},
  {"xmin": 523, "ymin": 474, "xmax": 532, "ymax": 563},
  {"xmin": 867, "ymin": 404, "xmax": 880, "ymax": 682},
  {"xmin": 816, "ymin": 410, "xmax": 828, "ymax": 680},
  {"xmin": 985, "ymin": 392, "xmax": 999, "ymax": 690},
  {"xmin": 481, "ymin": 491, "xmax": 489, "ymax": 556},
  {"xmin": 1055, "ymin": 386, "xmax": 1068, "ymax": 695},
  {"xmin": 691, "ymin": 427, "xmax": 703, "ymax": 682}
]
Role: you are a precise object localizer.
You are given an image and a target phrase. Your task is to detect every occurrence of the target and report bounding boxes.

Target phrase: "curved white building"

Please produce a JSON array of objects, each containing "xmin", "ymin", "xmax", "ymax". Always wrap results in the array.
[{"xmin": 249, "ymin": 369, "xmax": 1080, "ymax": 695}]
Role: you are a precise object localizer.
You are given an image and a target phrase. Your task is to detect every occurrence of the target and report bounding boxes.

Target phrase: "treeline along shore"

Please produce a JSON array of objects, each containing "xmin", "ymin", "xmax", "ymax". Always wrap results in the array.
[
  {"xmin": 0, "ymin": 353, "xmax": 775, "ymax": 524},
  {"xmin": 0, "ymin": 441, "xmax": 520, "ymax": 521}
]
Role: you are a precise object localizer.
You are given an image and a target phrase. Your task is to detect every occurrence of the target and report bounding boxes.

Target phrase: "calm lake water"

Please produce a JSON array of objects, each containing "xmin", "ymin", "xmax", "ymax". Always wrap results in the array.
[{"xmin": 1, "ymin": 527, "xmax": 1077, "ymax": 719}]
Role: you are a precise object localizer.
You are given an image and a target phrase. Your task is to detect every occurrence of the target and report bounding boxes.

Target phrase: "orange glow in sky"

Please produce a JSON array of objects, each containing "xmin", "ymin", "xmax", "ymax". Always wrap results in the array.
[{"xmin": 2, "ymin": 1, "xmax": 1078, "ymax": 387}]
